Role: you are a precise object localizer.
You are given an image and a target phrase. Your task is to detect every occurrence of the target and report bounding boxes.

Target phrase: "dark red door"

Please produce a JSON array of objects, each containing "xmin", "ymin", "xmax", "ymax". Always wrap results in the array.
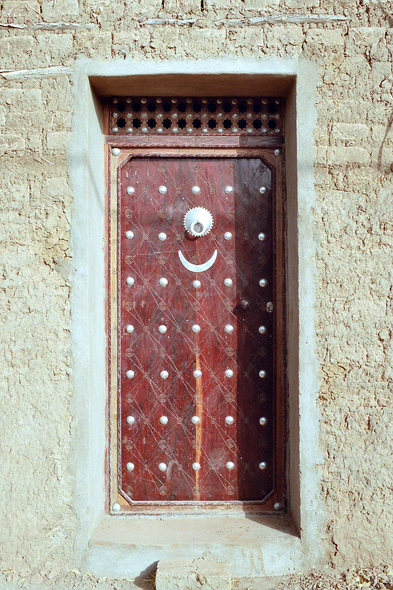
[{"xmin": 118, "ymin": 155, "xmax": 276, "ymax": 504}]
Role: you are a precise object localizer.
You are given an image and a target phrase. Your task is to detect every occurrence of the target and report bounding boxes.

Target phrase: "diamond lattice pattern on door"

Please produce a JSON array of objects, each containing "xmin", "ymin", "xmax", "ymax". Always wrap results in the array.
[{"xmin": 119, "ymin": 156, "xmax": 274, "ymax": 503}]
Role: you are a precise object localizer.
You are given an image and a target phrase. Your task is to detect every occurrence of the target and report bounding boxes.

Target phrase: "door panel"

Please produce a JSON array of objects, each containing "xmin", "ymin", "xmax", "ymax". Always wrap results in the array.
[{"xmin": 119, "ymin": 156, "xmax": 275, "ymax": 503}]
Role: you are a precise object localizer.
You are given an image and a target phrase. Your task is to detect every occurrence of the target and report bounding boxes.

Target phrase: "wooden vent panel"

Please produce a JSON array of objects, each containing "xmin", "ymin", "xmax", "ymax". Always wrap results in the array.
[{"xmin": 109, "ymin": 96, "xmax": 284, "ymax": 137}]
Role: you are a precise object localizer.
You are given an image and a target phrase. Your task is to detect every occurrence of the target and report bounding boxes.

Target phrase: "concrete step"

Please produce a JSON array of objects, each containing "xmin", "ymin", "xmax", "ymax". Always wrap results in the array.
[{"xmin": 156, "ymin": 558, "xmax": 231, "ymax": 590}]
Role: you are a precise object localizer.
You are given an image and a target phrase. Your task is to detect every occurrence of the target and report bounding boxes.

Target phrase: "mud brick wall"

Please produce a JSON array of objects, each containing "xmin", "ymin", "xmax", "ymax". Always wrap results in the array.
[{"xmin": 1, "ymin": 0, "xmax": 393, "ymax": 582}]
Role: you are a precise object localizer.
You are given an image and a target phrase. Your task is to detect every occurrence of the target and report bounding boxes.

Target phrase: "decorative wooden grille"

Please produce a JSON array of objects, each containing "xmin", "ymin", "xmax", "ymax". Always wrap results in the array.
[{"xmin": 109, "ymin": 97, "xmax": 283, "ymax": 137}]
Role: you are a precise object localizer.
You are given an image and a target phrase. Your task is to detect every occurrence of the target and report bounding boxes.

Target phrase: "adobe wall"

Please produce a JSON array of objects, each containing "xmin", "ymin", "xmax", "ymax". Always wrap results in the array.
[{"xmin": 1, "ymin": 0, "xmax": 393, "ymax": 584}]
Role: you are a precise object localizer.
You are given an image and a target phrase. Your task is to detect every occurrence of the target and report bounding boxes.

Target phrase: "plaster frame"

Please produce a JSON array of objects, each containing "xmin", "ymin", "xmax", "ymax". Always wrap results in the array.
[{"xmin": 70, "ymin": 57, "xmax": 324, "ymax": 579}]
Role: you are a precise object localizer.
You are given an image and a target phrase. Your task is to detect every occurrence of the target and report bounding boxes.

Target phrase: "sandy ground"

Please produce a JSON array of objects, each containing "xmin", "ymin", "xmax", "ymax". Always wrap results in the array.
[{"xmin": 1, "ymin": 564, "xmax": 392, "ymax": 590}]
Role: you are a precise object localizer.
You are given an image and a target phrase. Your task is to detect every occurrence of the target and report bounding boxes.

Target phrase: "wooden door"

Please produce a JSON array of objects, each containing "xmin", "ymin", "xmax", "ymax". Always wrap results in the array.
[{"xmin": 115, "ymin": 151, "xmax": 284, "ymax": 507}]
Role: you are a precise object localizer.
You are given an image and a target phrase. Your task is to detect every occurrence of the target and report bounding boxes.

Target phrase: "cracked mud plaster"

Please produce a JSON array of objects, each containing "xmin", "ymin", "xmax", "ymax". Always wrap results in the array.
[{"xmin": 1, "ymin": 0, "xmax": 393, "ymax": 585}]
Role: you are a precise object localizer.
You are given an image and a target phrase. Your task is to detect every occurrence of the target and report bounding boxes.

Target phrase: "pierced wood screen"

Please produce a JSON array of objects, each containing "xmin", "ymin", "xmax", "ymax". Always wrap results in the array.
[{"xmin": 109, "ymin": 96, "xmax": 283, "ymax": 137}]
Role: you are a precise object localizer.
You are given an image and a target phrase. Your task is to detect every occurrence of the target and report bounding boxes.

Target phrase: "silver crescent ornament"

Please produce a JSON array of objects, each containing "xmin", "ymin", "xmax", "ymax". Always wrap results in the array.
[{"xmin": 178, "ymin": 249, "xmax": 217, "ymax": 273}]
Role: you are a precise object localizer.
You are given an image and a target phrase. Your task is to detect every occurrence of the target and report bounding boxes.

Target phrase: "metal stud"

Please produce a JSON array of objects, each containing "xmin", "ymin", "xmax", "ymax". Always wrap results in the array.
[
  {"xmin": 126, "ymin": 277, "xmax": 135, "ymax": 286},
  {"xmin": 160, "ymin": 370, "xmax": 169, "ymax": 380},
  {"xmin": 258, "ymin": 233, "xmax": 266, "ymax": 241},
  {"xmin": 193, "ymin": 369, "xmax": 202, "ymax": 378},
  {"xmin": 126, "ymin": 370, "xmax": 135, "ymax": 379},
  {"xmin": 226, "ymin": 461, "xmax": 235, "ymax": 470},
  {"xmin": 241, "ymin": 300, "xmax": 250, "ymax": 310},
  {"xmin": 126, "ymin": 325, "xmax": 134, "ymax": 334},
  {"xmin": 193, "ymin": 280, "xmax": 201, "ymax": 289},
  {"xmin": 141, "ymin": 127, "xmax": 148, "ymax": 133},
  {"xmin": 259, "ymin": 461, "xmax": 267, "ymax": 470},
  {"xmin": 125, "ymin": 230, "xmax": 134, "ymax": 239},
  {"xmin": 112, "ymin": 148, "xmax": 120, "ymax": 156},
  {"xmin": 112, "ymin": 503, "xmax": 121, "ymax": 511},
  {"xmin": 266, "ymin": 302, "xmax": 274, "ymax": 312},
  {"xmin": 159, "ymin": 186, "xmax": 167, "ymax": 194},
  {"xmin": 126, "ymin": 416, "xmax": 135, "ymax": 425},
  {"xmin": 225, "ymin": 416, "xmax": 235, "ymax": 425},
  {"xmin": 259, "ymin": 279, "xmax": 268, "ymax": 287},
  {"xmin": 158, "ymin": 325, "xmax": 167, "ymax": 334},
  {"xmin": 274, "ymin": 502, "xmax": 282, "ymax": 511},
  {"xmin": 159, "ymin": 278, "xmax": 168, "ymax": 287},
  {"xmin": 258, "ymin": 326, "xmax": 267, "ymax": 334},
  {"xmin": 158, "ymin": 232, "xmax": 167, "ymax": 241},
  {"xmin": 259, "ymin": 187, "xmax": 266, "ymax": 194},
  {"xmin": 159, "ymin": 416, "xmax": 168, "ymax": 425},
  {"xmin": 224, "ymin": 232, "xmax": 232, "ymax": 241},
  {"xmin": 192, "ymin": 186, "xmax": 200, "ymax": 195},
  {"xmin": 274, "ymin": 149, "xmax": 280, "ymax": 156},
  {"xmin": 259, "ymin": 417, "xmax": 267, "ymax": 426},
  {"xmin": 112, "ymin": 127, "xmax": 119, "ymax": 133},
  {"xmin": 225, "ymin": 186, "xmax": 233, "ymax": 194},
  {"xmin": 159, "ymin": 463, "xmax": 167, "ymax": 472},
  {"xmin": 224, "ymin": 278, "xmax": 233, "ymax": 287},
  {"xmin": 259, "ymin": 370, "xmax": 266, "ymax": 379},
  {"xmin": 191, "ymin": 416, "xmax": 200, "ymax": 425},
  {"xmin": 126, "ymin": 462, "xmax": 135, "ymax": 472},
  {"xmin": 225, "ymin": 324, "xmax": 234, "ymax": 334},
  {"xmin": 192, "ymin": 462, "xmax": 201, "ymax": 471},
  {"xmin": 126, "ymin": 187, "xmax": 135, "ymax": 195},
  {"xmin": 225, "ymin": 369, "xmax": 234, "ymax": 378},
  {"xmin": 192, "ymin": 324, "xmax": 201, "ymax": 334}
]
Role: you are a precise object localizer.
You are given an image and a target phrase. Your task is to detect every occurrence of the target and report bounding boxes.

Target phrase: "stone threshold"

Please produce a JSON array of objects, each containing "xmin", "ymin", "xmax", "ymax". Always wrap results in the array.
[{"xmin": 83, "ymin": 514, "xmax": 305, "ymax": 579}]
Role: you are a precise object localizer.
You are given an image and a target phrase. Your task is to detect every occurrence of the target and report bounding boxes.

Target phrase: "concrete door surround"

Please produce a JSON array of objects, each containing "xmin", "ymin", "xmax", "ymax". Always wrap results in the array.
[{"xmin": 69, "ymin": 57, "xmax": 325, "ymax": 579}]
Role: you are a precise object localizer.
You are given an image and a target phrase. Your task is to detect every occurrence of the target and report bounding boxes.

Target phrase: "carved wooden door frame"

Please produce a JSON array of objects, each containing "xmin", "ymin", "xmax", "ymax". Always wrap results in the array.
[{"xmin": 105, "ymin": 102, "xmax": 286, "ymax": 516}]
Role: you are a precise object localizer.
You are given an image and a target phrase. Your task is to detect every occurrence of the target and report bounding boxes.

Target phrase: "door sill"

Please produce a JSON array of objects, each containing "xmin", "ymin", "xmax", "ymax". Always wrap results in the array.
[
  {"xmin": 84, "ymin": 513, "xmax": 305, "ymax": 579},
  {"xmin": 111, "ymin": 501, "xmax": 278, "ymax": 516}
]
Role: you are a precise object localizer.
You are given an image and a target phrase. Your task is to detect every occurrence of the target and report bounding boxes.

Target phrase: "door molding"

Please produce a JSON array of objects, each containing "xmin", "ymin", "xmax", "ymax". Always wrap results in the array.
[{"xmin": 107, "ymin": 146, "xmax": 285, "ymax": 514}]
